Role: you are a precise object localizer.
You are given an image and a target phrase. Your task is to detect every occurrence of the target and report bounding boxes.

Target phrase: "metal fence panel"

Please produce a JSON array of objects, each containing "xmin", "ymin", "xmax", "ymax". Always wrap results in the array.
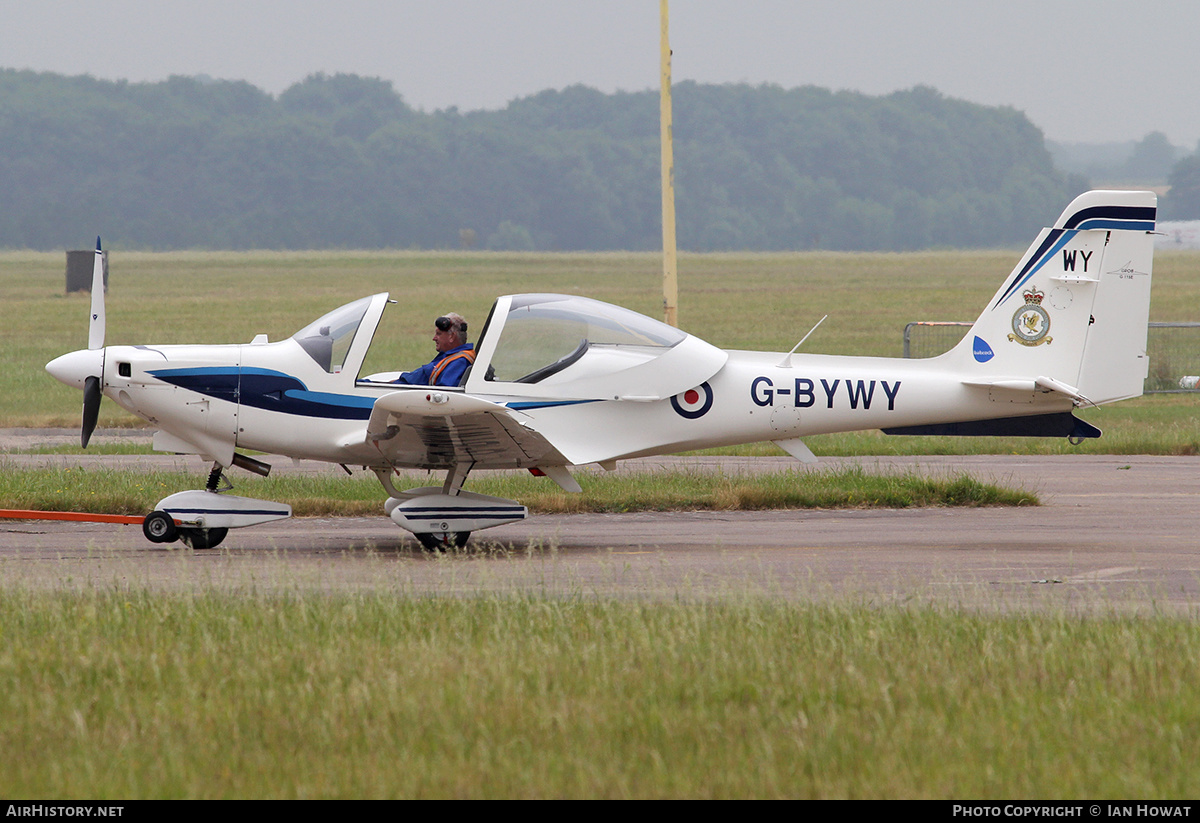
[
  {"xmin": 1146, "ymin": 323, "xmax": 1200, "ymax": 392},
  {"xmin": 902, "ymin": 322, "xmax": 970, "ymax": 359},
  {"xmin": 902, "ymin": 321, "xmax": 1200, "ymax": 393}
]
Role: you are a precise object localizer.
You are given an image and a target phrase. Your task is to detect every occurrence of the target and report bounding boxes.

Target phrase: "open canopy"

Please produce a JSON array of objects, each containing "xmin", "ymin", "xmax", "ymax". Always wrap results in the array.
[{"xmin": 294, "ymin": 293, "xmax": 390, "ymax": 376}]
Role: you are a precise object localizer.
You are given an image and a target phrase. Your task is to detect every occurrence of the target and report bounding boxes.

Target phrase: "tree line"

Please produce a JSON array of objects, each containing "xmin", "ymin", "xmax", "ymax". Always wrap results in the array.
[{"xmin": 0, "ymin": 69, "xmax": 1093, "ymax": 251}]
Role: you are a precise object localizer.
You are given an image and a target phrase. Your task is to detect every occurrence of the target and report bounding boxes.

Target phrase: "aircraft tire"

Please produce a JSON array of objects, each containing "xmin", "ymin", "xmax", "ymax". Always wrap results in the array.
[
  {"xmin": 142, "ymin": 510, "xmax": 178, "ymax": 544},
  {"xmin": 415, "ymin": 531, "xmax": 470, "ymax": 551},
  {"xmin": 178, "ymin": 527, "xmax": 228, "ymax": 550}
]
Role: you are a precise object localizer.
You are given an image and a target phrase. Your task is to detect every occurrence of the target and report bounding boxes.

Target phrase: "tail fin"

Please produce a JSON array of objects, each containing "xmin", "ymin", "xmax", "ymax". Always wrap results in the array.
[{"xmin": 949, "ymin": 190, "xmax": 1156, "ymax": 406}]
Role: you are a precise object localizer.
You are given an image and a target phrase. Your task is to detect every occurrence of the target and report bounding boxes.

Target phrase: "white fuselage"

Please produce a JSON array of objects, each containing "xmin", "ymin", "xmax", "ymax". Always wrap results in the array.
[
  {"xmin": 495, "ymin": 348, "xmax": 1069, "ymax": 465},
  {"xmin": 91, "ymin": 337, "xmax": 1067, "ymax": 471}
]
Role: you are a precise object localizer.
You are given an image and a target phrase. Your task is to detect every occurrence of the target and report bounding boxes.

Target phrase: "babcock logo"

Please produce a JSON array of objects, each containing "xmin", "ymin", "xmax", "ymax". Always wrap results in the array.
[{"xmin": 973, "ymin": 336, "xmax": 994, "ymax": 363}]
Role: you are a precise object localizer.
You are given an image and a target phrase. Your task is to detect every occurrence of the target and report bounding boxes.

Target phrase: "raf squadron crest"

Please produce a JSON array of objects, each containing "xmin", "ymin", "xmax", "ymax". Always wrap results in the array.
[{"xmin": 1009, "ymin": 288, "xmax": 1052, "ymax": 346}]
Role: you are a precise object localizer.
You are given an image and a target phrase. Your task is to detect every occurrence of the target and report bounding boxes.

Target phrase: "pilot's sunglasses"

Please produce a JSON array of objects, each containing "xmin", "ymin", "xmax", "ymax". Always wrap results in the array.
[{"xmin": 435, "ymin": 316, "xmax": 465, "ymax": 333}]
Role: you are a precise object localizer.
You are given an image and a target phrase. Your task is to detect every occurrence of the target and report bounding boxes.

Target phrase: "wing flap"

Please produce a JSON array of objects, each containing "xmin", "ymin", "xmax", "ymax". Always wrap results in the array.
[{"xmin": 364, "ymin": 389, "xmax": 567, "ymax": 470}]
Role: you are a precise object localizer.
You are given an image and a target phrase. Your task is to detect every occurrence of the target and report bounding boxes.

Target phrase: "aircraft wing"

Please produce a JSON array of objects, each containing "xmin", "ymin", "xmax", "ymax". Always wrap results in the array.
[{"xmin": 363, "ymin": 389, "xmax": 569, "ymax": 470}]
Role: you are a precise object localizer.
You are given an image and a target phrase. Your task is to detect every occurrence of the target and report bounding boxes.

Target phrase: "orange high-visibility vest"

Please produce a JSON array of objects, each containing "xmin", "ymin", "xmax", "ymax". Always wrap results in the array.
[{"xmin": 429, "ymin": 349, "xmax": 476, "ymax": 385}]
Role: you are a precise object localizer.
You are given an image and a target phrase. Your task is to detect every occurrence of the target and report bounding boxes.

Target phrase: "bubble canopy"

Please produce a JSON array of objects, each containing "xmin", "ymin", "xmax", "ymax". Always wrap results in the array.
[{"xmin": 466, "ymin": 293, "xmax": 727, "ymax": 400}]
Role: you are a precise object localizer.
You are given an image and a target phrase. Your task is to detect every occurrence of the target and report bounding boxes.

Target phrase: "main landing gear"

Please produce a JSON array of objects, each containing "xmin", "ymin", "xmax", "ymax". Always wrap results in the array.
[
  {"xmin": 414, "ymin": 531, "xmax": 472, "ymax": 551},
  {"xmin": 375, "ymin": 462, "xmax": 527, "ymax": 552}
]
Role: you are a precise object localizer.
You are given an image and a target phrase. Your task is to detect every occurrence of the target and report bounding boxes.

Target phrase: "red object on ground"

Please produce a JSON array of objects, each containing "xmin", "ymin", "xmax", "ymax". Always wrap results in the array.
[{"xmin": 0, "ymin": 509, "xmax": 145, "ymax": 525}]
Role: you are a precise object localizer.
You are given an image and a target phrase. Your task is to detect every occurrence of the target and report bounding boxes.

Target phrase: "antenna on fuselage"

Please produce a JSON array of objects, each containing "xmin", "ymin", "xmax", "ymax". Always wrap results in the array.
[{"xmin": 777, "ymin": 315, "xmax": 827, "ymax": 368}]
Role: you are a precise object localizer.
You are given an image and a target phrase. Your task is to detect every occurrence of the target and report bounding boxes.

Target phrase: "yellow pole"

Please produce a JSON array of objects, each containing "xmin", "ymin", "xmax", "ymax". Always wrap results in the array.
[{"xmin": 660, "ymin": 0, "xmax": 678, "ymax": 327}]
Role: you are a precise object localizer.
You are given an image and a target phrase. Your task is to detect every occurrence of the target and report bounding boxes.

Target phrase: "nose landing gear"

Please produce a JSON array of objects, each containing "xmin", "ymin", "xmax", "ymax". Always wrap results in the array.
[{"xmin": 142, "ymin": 461, "xmax": 291, "ymax": 549}]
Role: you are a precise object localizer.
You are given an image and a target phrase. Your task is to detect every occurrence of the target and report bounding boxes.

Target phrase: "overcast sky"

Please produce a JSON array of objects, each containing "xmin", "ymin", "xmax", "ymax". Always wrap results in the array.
[{"xmin": 4, "ymin": 0, "xmax": 1197, "ymax": 146}]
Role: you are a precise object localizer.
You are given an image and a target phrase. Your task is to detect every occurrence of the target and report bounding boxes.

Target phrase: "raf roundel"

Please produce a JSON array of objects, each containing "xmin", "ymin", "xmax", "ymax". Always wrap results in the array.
[{"xmin": 671, "ymin": 382, "xmax": 713, "ymax": 419}]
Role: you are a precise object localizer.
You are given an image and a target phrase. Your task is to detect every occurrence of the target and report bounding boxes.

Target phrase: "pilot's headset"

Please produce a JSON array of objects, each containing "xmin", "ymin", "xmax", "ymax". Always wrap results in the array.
[{"xmin": 435, "ymin": 315, "xmax": 467, "ymax": 337}]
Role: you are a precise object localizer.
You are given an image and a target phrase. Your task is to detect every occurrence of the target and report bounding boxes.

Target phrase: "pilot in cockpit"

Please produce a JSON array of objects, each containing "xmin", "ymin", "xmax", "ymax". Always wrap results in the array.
[{"xmin": 393, "ymin": 313, "xmax": 476, "ymax": 386}]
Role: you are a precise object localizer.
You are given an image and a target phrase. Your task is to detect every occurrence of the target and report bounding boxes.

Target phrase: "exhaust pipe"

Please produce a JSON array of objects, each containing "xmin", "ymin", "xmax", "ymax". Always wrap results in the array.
[{"xmin": 232, "ymin": 452, "xmax": 272, "ymax": 477}]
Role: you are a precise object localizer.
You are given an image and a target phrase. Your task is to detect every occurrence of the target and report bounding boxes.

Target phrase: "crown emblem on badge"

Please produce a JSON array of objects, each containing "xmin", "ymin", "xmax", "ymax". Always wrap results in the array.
[{"xmin": 1023, "ymin": 288, "xmax": 1044, "ymax": 305}]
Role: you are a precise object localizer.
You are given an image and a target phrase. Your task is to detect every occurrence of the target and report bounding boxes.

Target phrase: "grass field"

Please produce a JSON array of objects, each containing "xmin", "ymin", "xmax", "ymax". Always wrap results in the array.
[
  {"xmin": 2, "ymin": 588, "xmax": 1198, "ymax": 799},
  {"xmin": 0, "ymin": 460, "xmax": 1036, "ymax": 516},
  {"xmin": 8, "ymin": 247, "xmax": 1200, "ymax": 453}
]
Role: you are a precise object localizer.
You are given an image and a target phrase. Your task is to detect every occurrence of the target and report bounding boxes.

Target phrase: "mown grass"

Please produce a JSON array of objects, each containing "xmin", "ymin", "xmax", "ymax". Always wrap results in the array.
[
  {"xmin": 1, "ymin": 589, "xmax": 1197, "ymax": 798},
  {"xmin": 0, "ymin": 462, "xmax": 1036, "ymax": 517},
  {"xmin": 24, "ymin": 442, "xmax": 156, "ymax": 455},
  {"xmin": 10, "ymin": 248, "xmax": 1200, "ymax": 453}
]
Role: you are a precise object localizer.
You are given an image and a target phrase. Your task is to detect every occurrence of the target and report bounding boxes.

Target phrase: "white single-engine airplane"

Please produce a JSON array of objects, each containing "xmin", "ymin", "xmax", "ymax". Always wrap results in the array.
[{"xmin": 47, "ymin": 190, "xmax": 1156, "ymax": 549}]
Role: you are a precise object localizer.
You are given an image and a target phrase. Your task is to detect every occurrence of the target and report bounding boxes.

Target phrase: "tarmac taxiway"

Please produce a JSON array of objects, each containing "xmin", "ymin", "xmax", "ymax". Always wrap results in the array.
[{"xmin": 2, "ymin": 430, "xmax": 1197, "ymax": 610}]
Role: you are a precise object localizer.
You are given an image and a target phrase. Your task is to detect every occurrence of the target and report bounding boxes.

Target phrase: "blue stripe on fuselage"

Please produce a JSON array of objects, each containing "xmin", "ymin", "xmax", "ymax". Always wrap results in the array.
[
  {"xmin": 149, "ymin": 366, "xmax": 375, "ymax": 420},
  {"xmin": 147, "ymin": 366, "xmax": 241, "ymax": 403},
  {"xmin": 148, "ymin": 367, "xmax": 604, "ymax": 419},
  {"xmin": 503, "ymin": 399, "xmax": 599, "ymax": 411}
]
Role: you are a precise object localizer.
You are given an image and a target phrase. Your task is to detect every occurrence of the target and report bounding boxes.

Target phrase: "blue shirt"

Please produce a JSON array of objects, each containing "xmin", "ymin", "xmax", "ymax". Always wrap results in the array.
[{"xmin": 396, "ymin": 343, "xmax": 475, "ymax": 387}]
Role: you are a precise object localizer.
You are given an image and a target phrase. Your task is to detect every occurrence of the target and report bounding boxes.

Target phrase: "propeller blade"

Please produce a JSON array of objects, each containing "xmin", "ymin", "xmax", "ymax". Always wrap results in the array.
[
  {"xmin": 81, "ymin": 375, "xmax": 101, "ymax": 448},
  {"xmin": 87, "ymin": 237, "xmax": 105, "ymax": 350}
]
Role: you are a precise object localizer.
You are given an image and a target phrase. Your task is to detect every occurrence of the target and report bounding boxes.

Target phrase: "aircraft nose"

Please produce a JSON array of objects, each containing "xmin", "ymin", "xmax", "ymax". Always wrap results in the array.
[{"xmin": 46, "ymin": 348, "xmax": 104, "ymax": 389}]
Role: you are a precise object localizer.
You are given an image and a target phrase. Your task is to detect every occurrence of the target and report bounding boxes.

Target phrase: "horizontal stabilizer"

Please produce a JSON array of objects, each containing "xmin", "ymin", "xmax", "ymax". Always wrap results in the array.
[
  {"xmin": 963, "ymin": 375, "xmax": 1091, "ymax": 405},
  {"xmin": 882, "ymin": 412, "xmax": 1101, "ymax": 439}
]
